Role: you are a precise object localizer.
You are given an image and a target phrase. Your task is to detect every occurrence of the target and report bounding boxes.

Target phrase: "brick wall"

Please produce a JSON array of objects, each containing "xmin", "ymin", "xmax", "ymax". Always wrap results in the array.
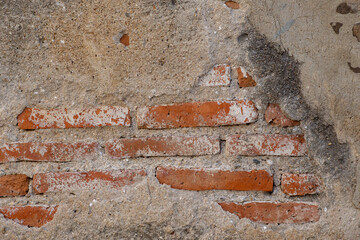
[{"xmin": 0, "ymin": 64, "xmax": 323, "ymax": 228}]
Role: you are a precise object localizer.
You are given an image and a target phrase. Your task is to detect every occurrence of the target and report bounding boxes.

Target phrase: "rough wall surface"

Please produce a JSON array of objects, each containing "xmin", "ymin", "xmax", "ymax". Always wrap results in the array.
[{"xmin": 0, "ymin": 0, "xmax": 359, "ymax": 239}]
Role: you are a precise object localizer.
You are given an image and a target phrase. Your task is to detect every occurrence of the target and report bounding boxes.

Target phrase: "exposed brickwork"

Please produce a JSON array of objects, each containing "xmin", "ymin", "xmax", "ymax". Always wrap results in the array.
[
  {"xmin": 0, "ymin": 142, "xmax": 97, "ymax": 163},
  {"xmin": 17, "ymin": 106, "xmax": 131, "ymax": 129},
  {"xmin": 137, "ymin": 100, "xmax": 258, "ymax": 129},
  {"xmin": 199, "ymin": 64, "xmax": 231, "ymax": 86},
  {"xmin": 218, "ymin": 202, "xmax": 320, "ymax": 224},
  {"xmin": 225, "ymin": 1, "xmax": 240, "ymax": 9},
  {"xmin": 106, "ymin": 136, "xmax": 220, "ymax": 159},
  {"xmin": 265, "ymin": 104, "xmax": 300, "ymax": 127},
  {"xmin": 156, "ymin": 167, "xmax": 273, "ymax": 191},
  {"xmin": 237, "ymin": 67, "xmax": 257, "ymax": 87},
  {"xmin": 0, "ymin": 174, "xmax": 29, "ymax": 197},
  {"xmin": 0, "ymin": 206, "xmax": 58, "ymax": 227},
  {"xmin": 281, "ymin": 173, "xmax": 322, "ymax": 196},
  {"xmin": 32, "ymin": 170, "xmax": 146, "ymax": 194},
  {"xmin": 226, "ymin": 134, "xmax": 307, "ymax": 156}
]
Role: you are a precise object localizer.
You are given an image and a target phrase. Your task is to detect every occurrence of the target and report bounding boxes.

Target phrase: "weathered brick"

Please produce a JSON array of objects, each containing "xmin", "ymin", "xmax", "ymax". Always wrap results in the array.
[
  {"xmin": 33, "ymin": 170, "xmax": 146, "ymax": 194},
  {"xmin": 237, "ymin": 67, "xmax": 256, "ymax": 87},
  {"xmin": 281, "ymin": 173, "xmax": 322, "ymax": 196},
  {"xmin": 218, "ymin": 202, "xmax": 320, "ymax": 224},
  {"xmin": 137, "ymin": 100, "xmax": 258, "ymax": 129},
  {"xmin": 199, "ymin": 64, "xmax": 231, "ymax": 86},
  {"xmin": 0, "ymin": 206, "xmax": 58, "ymax": 227},
  {"xmin": 106, "ymin": 136, "xmax": 220, "ymax": 159},
  {"xmin": 156, "ymin": 167, "xmax": 273, "ymax": 191},
  {"xmin": 265, "ymin": 104, "xmax": 300, "ymax": 127},
  {"xmin": 0, "ymin": 142, "xmax": 97, "ymax": 163},
  {"xmin": 225, "ymin": 1, "xmax": 240, "ymax": 9},
  {"xmin": 226, "ymin": 134, "xmax": 307, "ymax": 156},
  {"xmin": 18, "ymin": 106, "xmax": 131, "ymax": 129},
  {"xmin": 0, "ymin": 174, "xmax": 29, "ymax": 197}
]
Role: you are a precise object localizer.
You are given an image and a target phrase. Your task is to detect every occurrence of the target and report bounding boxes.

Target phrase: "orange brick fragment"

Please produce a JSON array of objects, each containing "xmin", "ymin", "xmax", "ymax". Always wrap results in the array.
[
  {"xmin": 281, "ymin": 173, "xmax": 323, "ymax": 196},
  {"xmin": 225, "ymin": 1, "xmax": 240, "ymax": 9},
  {"xmin": 137, "ymin": 100, "xmax": 258, "ymax": 129},
  {"xmin": 106, "ymin": 136, "xmax": 220, "ymax": 159},
  {"xmin": 120, "ymin": 34, "xmax": 130, "ymax": 46},
  {"xmin": 226, "ymin": 134, "xmax": 307, "ymax": 156},
  {"xmin": 33, "ymin": 170, "xmax": 146, "ymax": 194},
  {"xmin": 199, "ymin": 64, "xmax": 231, "ymax": 86},
  {"xmin": 18, "ymin": 106, "xmax": 130, "ymax": 129},
  {"xmin": 0, "ymin": 174, "xmax": 29, "ymax": 197},
  {"xmin": 237, "ymin": 67, "xmax": 257, "ymax": 87},
  {"xmin": 0, "ymin": 142, "xmax": 97, "ymax": 163},
  {"xmin": 156, "ymin": 167, "xmax": 273, "ymax": 191},
  {"xmin": 0, "ymin": 206, "xmax": 58, "ymax": 227},
  {"xmin": 219, "ymin": 202, "xmax": 320, "ymax": 224},
  {"xmin": 265, "ymin": 104, "xmax": 300, "ymax": 127}
]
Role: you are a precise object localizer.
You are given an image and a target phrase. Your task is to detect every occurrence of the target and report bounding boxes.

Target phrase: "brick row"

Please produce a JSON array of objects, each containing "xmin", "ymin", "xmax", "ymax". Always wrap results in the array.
[
  {"xmin": 32, "ymin": 170, "xmax": 146, "ymax": 194},
  {"xmin": 218, "ymin": 202, "xmax": 320, "ymax": 224},
  {"xmin": 0, "ymin": 206, "xmax": 58, "ymax": 227},
  {"xmin": 156, "ymin": 167, "xmax": 273, "ymax": 191},
  {"xmin": 0, "ymin": 174, "xmax": 29, "ymax": 197},
  {"xmin": 226, "ymin": 134, "xmax": 307, "ymax": 156},
  {"xmin": 0, "ymin": 142, "xmax": 97, "ymax": 163},
  {"xmin": 18, "ymin": 106, "xmax": 131, "ymax": 129},
  {"xmin": 0, "ymin": 134, "xmax": 308, "ymax": 163},
  {"xmin": 106, "ymin": 136, "xmax": 220, "ymax": 159},
  {"xmin": 281, "ymin": 173, "xmax": 322, "ymax": 196},
  {"xmin": 137, "ymin": 100, "xmax": 258, "ymax": 129}
]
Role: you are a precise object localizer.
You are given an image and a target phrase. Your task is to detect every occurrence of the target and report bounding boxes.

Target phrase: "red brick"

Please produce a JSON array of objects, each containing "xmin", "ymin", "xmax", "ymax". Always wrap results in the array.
[
  {"xmin": 156, "ymin": 167, "xmax": 273, "ymax": 191},
  {"xmin": 106, "ymin": 136, "xmax": 220, "ymax": 159},
  {"xmin": 0, "ymin": 142, "xmax": 97, "ymax": 163},
  {"xmin": 0, "ymin": 206, "xmax": 58, "ymax": 227},
  {"xmin": 281, "ymin": 173, "xmax": 322, "ymax": 196},
  {"xmin": 265, "ymin": 104, "xmax": 300, "ymax": 127},
  {"xmin": 237, "ymin": 67, "xmax": 256, "ymax": 87},
  {"xmin": 0, "ymin": 175, "xmax": 29, "ymax": 197},
  {"xmin": 137, "ymin": 100, "xmax": 258, "ymax": 129},
  {"xmin": 33, "ymin": 170, "xmax": 146, "ymax": 194},
  {"xmin": 218, "ymin": 202, "xmax": 320, "ymax": 224},
  {"xmin": 199, "ymin": 64, "xmax": 231, "ymax": 86},
  {"xmin": 17, "ymin": 106, "xmax": 131, "ymax": 129},
  {"xmin": 225, "ymin": 1, "xmax": 240, "ymax": 9},
  {"xmin": 226, "ymin": 134, "xmax": 307, "ymax": 156},
  {"xmin": 120, "ymin": 34, "xmax": 130, "ymax": 46}
]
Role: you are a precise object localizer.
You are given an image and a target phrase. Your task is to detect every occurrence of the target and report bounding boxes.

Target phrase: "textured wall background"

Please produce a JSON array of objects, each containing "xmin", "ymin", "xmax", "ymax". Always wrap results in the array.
[{"xmin": 0, "ymin": 0, "xmax": 359, "ymax": 239}]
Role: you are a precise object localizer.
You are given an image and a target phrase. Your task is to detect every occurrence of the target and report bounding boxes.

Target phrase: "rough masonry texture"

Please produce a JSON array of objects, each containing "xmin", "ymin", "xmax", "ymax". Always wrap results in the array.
[
  {"xmin": 0, "ymin": 0, "xmax": 359, "ymax": 239},
  {"xmin": 0, "ymin": 142, "xmax": 97, "ymax": 162}
]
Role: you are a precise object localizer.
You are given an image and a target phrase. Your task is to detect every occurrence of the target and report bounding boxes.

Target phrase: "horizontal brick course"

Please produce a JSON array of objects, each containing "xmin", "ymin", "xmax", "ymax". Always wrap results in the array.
[
  {"xmin": 226, "ymin": 134, "xmax": 307, "ymax": 156},
  {"xmin": 106, "ymin": 136, "xmax": 220, "ymax": 159},
  {"xmin": 137, "ymin": 100, "xmax": 258, "ymax": 129},
  {"xmin": 18, "ymin": 106, "xmax": 131, "ymax": 129},
  {"xmin": 281, "ymin": 173, "xmax": 322, "ymax": 196},
  {"xmin": 156, "ymin": 167, "xmax": 273, "ymax": 191},
  {"xmin": 0, "ymin": 206, "xmax": 58, "ymax": 227},
  {"xmin": 33, "ymin": 170, "xmax": 146, "ymax": 194},
  {"xmin": 218, "ymin": 202, "xmax": 320, "ymax": 224},
  {"xmin": 265, "ymin": 104, "xmax": 300, "ymax": 127},
  {"xmin": 0, "ymin": 174, "xmax": 29, "ymax": 197},
  {"xmin": 0, "ymin": 142, "xmax": 97, "ymax": 163}
]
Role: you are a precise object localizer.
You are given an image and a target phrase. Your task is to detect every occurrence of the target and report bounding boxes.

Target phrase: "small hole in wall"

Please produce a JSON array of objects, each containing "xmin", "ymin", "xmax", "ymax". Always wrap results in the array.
[{"xmin": 237, "ymin": 33, "xmax": 248, "ymax": 43}]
